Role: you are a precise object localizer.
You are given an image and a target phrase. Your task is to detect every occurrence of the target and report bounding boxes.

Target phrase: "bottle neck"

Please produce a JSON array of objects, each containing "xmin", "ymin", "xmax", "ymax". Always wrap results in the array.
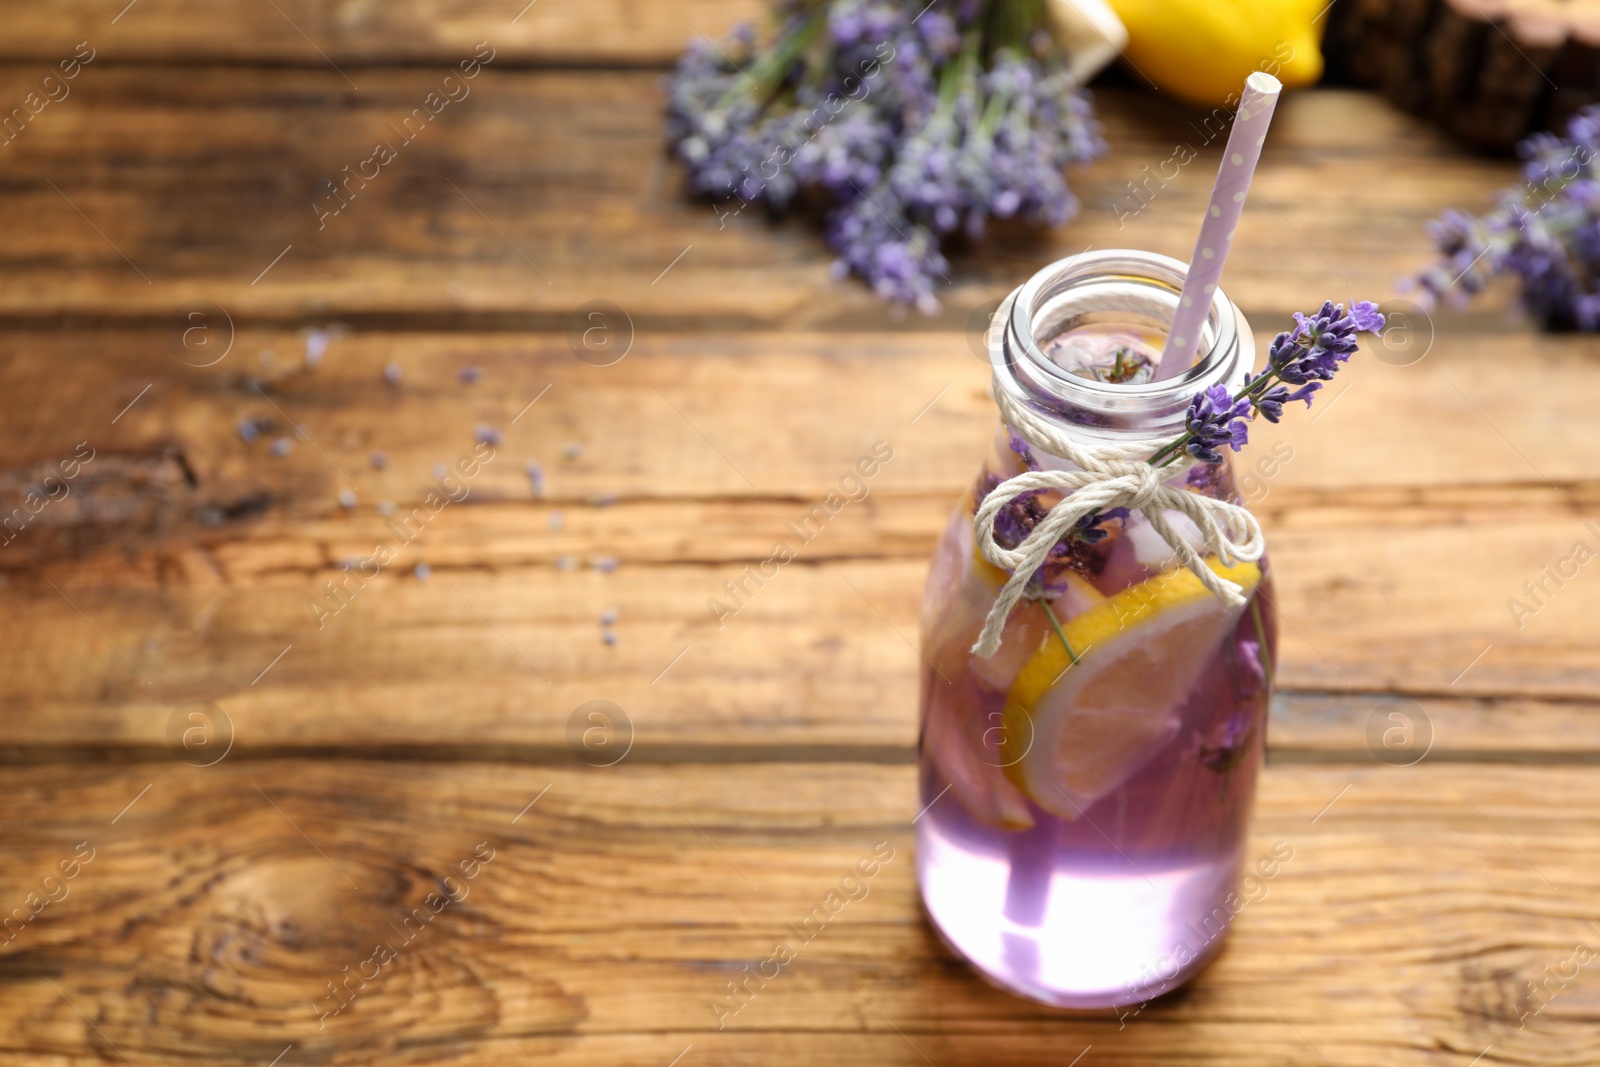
[{"xmin": 990, "ymin": 250, "xmax": 1253, "ymax": 447}]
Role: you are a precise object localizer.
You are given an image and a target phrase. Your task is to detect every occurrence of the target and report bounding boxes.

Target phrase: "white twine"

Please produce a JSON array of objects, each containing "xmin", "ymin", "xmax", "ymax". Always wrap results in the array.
[{"xmin": 970, "ymin": 387, "xmax": 1266, "ymax": 658}]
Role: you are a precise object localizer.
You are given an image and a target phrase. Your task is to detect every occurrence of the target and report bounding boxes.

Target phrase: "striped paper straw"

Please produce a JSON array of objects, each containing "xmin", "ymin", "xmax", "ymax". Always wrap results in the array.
[{"xmin": 1153, "ymin": 72, "xmax": 1283, "ymax": 381}]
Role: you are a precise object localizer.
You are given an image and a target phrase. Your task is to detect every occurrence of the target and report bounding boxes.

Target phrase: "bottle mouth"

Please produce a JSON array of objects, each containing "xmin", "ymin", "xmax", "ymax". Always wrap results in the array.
[{"xmin": 992, "ymin": 249, "xmax": 1253, "ymax": 442}]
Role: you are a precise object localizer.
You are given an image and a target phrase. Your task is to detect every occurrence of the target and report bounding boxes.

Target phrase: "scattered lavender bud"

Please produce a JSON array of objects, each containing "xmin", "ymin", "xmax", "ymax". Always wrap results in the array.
[
  {"xmin": 554, "ymin": 555, "xmax": 578, "ymax": 571},
  {"xmin": 270, "ymin": 437, "xmax": 294, "ymax": 457},
  {"xmin": 562, "ymin": 441, "xmax": 582, "ymax": 460},
  {"xmin": 305, "ymin": 328, "xmax": 330, "ymax": 368},
  {"xmin": 459, "ymin": 366, "xmax": 482, "ymax": 384},
  {"xmin": 432, "ymin": 463, "xmax": 448, "ymax": 480},
  {"xmin": 524, "ymin": 461, "xmax": 546, "ymax": 496},
  {"xmin": 237, "ymin": 418, "xmax": 262, "ymax": 444},
  {"xmin": 549, "ymin": 510, "xmax": 565, "ymax": 530},
  {"xmin": 592, "ymin": 556, "xmax": 619, "ymax": 573},
  {"xmin": 337, "ymin": 557, "xmax": 357, "ymax": 571},
  {"xmin": 378, "ymin": 500, "xmax": 397, "ymax": 516},
  {"xmin": 384, "ymin": 361, "xmax": 403, "ymax": 385},
  {"xmin": 338, "ymin": 488, "xmax": 357, "ymax": 509},
  {"xmin": 587, "ymin": 492, "xmax": 618, "ymax": 507},
  {"xmin": 258, "ymin": 348, "xmax": 276, "ymax": 368},
  {"xmin": 600, "ymin": 608, "xmax": 619, "ymax": 626},
  {"xmin": 370, "ymin": 451, "xmax": 388, "ymax": 470},
  {"xmin": 475, "ymin": 424, "xmax": 502, "ymax": 446},
  {"xmin": 602, "ymin": 630, "xmax": 618, "ymax": 646},
  {"xmin": 414, "ymin": 562, "xmax": 431, "ymax": 580}
]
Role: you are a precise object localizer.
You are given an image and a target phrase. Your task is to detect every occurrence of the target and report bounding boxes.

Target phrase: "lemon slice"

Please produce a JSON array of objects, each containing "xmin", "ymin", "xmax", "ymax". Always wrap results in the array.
[{"xmin": 999, "ymin": 558, "xmax": 1260, "ymax": 819}]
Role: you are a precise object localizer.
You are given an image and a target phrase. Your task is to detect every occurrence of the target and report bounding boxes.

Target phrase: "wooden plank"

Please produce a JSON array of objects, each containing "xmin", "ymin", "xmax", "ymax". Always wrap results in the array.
[
  {"xmin": 2, "ymin": 326, "xmax": 1593, "ymax": 514},
  {"xmin": 0, "ymin": 0, "xmax": 764, "ymax": 66},
  {"xmin": 5, "ymin": 541, "xmax": 1599, "ymax": 761},
  {"xmin": 0, "ymin": 760, "xmax": 1596, "ymax": 1065},
  {"xmin": 3, "ymin": 328, "xmax": 1600, "ymax": 755},
  {"xmin": 0, "ymin": 66, "xmax": 1520, "ymax": 328}
]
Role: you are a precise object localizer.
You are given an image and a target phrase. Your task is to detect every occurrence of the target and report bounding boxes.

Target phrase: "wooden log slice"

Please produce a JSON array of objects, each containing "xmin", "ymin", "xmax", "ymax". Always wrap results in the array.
[{"xmin": 1324, "ymin": 0, "xmax": 1600, "ymax": 151}]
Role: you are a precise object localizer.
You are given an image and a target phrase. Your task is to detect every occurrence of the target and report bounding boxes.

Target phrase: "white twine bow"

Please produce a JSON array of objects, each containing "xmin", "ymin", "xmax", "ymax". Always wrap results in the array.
[{"xmin": 971, "ymin": 388, "xmax": 1266, "ymax": 658}]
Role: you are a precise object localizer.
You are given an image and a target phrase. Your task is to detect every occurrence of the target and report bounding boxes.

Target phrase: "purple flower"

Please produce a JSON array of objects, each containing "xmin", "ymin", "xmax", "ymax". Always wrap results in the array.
[
  {"xmin": 975, "ymin": 474, "xmax": 1122, "ymax": 594},
  {"xmin": 1197, "ymin": 708, "xmax": 1255, "ymax": 774},
  {"xmin": 1184, "ymin": 384, "xmax": 1252, "ymax": 463},
  {"xmin": 975, "ymin": 471, "xmax": 1042, "ymax": 550},
  {"xmin": 1416, "ymin": 104, "xmax": 1600, "ymax": 329},
  {"xmin": 1007, "ymin": 429, "xmax": 1038, "ymax": 472},
  {"xmin": 1349, "ymin": 300, "xmax": 1386, "ymax": 333},
  {"xmin": 663, "ymin": 1, "xmax": 1103, "ymax": 310},
  {"xmin": 1256, "ymin": 300, "xmax": 1384, "ymax": 408},
  {"xmin": 1167, "ymin": 300, "xmax": 1383, "ymax": 464},
  {"xmin": 1073, "ymin": 506, "xmax": 1129, "ymax": 545},
  {"xmin": 1253, "ymin": 381, "xmax": 1320, "ymax": 423},
  {"xmin": 1235, "ymin": 637, "xmax": 1268, "ymax": 699}
]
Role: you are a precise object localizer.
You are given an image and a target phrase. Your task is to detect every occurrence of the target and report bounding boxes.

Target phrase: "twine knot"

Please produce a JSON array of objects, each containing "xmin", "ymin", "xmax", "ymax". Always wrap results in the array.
[{"xmin": 970, "ymin": 388, "xmax": 1266, "ymax": 658}]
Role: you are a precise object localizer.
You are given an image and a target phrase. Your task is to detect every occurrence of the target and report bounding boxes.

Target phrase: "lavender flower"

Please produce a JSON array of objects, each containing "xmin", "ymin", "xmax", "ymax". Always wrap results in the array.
[
  {"xmin": 1007, "ymin": 428, "xmax": 1038, "ymax": 472},
  {"xmin": 237, "ymin": 417, "xmax": 268, "ymax": 444},
  {"xmin": 1153, "ymin": 301, "xmax": 1386, "ymax": 467},
  {"xmin": 1415, "ymin": 104, "xmax": 1600, "ymax": 330},
  {"xmin": 1183, "ymin": 385, "xmax": 1252, "ymax": 463},
  {"xmin": 1071, "ymin": 505, "xmax": 1128, "ymax": 545},
  {"xmin": 1197, "ymin": 708, "xmax": 1254, "ymax": 774},
  {"xmin": 664, "ymin": 0, "xmax": 1103, "ymax": 312},
  {"xmin": 974, "ymin": 471, "xmax": 1124, "ymax": 591},
  {"xmin": 305, "ymin": 328, "xmax": 331, "ymax": 368}
]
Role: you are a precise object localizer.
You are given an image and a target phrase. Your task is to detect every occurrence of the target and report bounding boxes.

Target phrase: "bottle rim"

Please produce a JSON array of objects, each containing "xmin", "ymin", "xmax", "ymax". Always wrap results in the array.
[{"xmin": 991, "ymin": 249, "xmax": 1253, "ymax": 443}]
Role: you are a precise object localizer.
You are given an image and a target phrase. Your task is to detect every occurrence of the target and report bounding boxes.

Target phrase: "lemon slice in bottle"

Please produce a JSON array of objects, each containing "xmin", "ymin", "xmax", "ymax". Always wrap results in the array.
[{"xmin": 1000, "ymin": 558, "xmax": 1261, "ymax": 819}]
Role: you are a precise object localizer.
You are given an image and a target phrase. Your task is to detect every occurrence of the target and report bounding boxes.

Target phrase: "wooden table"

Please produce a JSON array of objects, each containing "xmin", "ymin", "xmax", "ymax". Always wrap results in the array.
[{"xmin": 2, "ymin": 3, "xmax": 1596, "ymax": 1065}]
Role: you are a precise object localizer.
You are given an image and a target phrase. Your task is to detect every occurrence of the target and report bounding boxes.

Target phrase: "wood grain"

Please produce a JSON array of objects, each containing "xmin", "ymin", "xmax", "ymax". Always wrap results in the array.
[
  {"xmin": 0, "ymin": 0, "xmax": 764, "ymax": 66},
  {"xmin": 1, "ymin": 760, "xmax": 1597, "ymax": 1066},
  {"xmin": 0, "ymin": 18, "xmax": 1593, "ymax": 1067},
  {"xmin": 2, "ymin": 326, "xmax": 1599, "ymax": 759},
  {"xmin": 3, "ymin": 325, "xmax": 1593, "ymax": 519},
  {"xmin": 0, "ymin": 66, "xmax": 1519, "ymax": 328}
]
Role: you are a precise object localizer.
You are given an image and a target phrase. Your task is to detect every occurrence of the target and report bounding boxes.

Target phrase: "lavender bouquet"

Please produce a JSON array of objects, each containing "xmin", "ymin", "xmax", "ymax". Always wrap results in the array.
[
  {"xmin": 665, "ymin": 0, "xmax": 1104, "ymax": 313},
  {"xmin": 1415, "ymin": 105, "xmax": 1600, "ymax": 330}
]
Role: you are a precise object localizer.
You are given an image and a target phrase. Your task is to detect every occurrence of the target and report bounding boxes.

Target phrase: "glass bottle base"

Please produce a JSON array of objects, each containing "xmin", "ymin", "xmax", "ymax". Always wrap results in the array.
[{"xmin": 916, "ymin": 817, "xmax": 1238, "ymax": 1010}]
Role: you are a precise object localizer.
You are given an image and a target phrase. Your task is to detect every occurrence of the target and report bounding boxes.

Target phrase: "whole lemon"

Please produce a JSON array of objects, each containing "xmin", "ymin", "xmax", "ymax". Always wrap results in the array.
[{"xmin": 1105, "ymin": 0, "xmax": 1326, "ymax": 107}]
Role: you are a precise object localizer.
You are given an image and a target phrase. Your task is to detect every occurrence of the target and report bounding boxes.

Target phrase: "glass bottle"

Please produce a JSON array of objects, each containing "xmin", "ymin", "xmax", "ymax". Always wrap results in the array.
[{"xmin": 916, "ymin": 250, "xmax": 1278, "ymax": 1010}]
